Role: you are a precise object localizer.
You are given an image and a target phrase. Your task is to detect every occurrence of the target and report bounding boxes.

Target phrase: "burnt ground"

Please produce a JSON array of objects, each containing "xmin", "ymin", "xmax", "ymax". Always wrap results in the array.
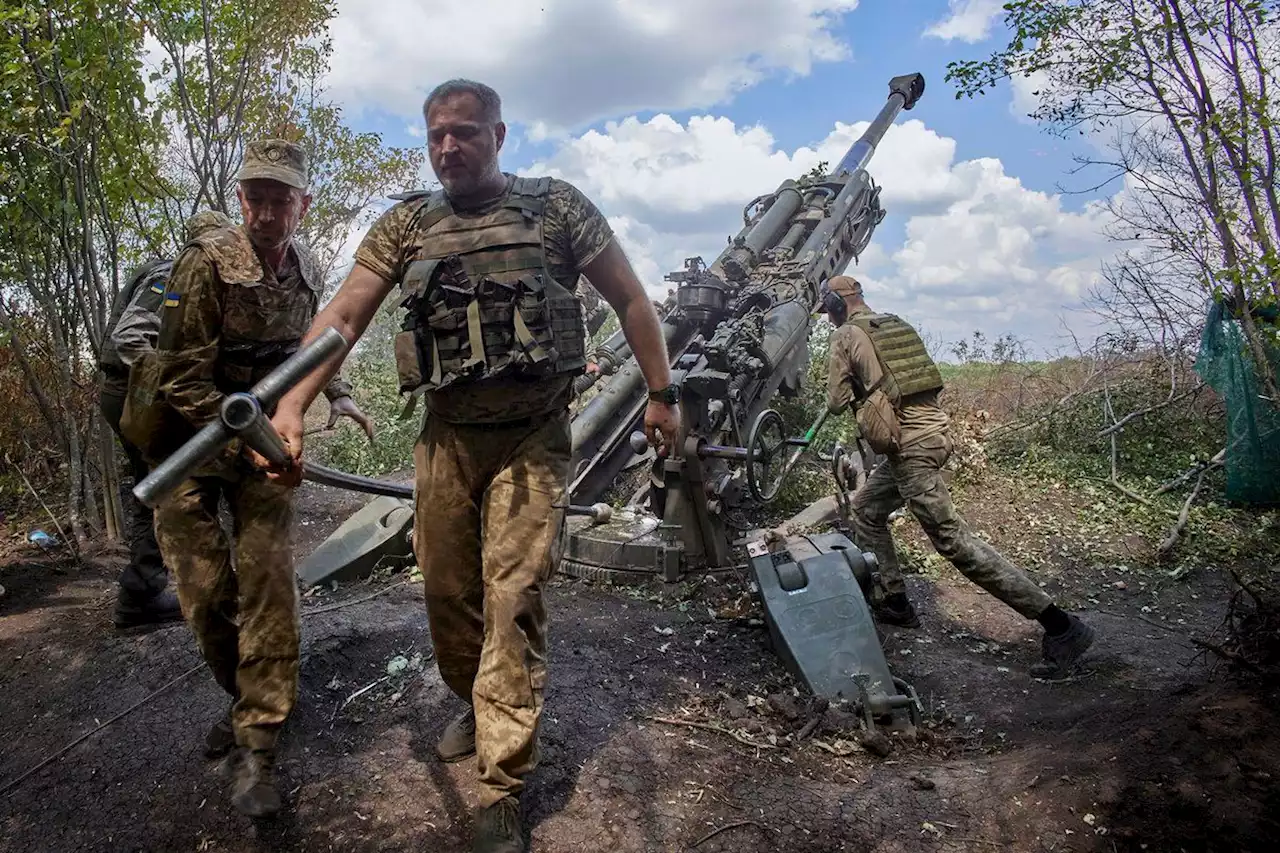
[{"xmin": 1, "ymin": 469, "xmax": 1279, "ymax": 853}]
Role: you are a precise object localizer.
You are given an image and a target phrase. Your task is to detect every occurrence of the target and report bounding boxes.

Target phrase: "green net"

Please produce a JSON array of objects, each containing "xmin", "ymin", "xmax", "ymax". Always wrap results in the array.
[{"xmin": 1195, "ymin": 300, "xmax": 1280, "ymax": 505}]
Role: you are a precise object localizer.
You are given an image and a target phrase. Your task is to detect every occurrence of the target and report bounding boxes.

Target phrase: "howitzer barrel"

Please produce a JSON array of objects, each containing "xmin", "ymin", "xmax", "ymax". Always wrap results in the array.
[
  {"xmin": 834, "ymin": 73, "xmax": 925, "ymax": 177},
  {"xmin": 133, "ymin": 327, "xmax": 349, "ymax": 508},
  {"xmin": 571, "ymin": 317, "xmax": 685, "ymax": 456},
  {"xmin": 798, "ymin": 73, "xmax": 924, "ymax": 267}
]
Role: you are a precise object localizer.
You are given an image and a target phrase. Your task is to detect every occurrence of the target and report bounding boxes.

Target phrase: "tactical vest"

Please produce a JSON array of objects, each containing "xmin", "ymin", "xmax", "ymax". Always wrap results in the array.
[
  {"xmin": 186, "ymin": 224, "xmax": 324, "ymax": 391},
  {"xmin": 849, "ymin": 312, "xmax": 944, "ymax": 406},
  {"xmin": 99, "ymin": 258, "xmax": 171, "ymax": 375},
  {"xmin": 392, "ymin": 176, "xmax": 587, "ymax": 396}
]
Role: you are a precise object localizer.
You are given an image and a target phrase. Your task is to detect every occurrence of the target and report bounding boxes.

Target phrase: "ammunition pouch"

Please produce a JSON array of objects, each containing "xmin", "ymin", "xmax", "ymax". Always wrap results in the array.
[{"xmin": 392, "ymin": 177, "xmax": 587, "ymax": 396}]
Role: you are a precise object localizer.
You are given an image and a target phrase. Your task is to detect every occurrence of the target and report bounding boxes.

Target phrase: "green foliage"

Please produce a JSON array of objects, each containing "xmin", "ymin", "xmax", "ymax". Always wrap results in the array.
[
  {"xmin": 310, "ymin": 363, "xmax": 420, "ymax": 478},
  {"xmin": 0, "ymin": 0, "xmax": 424, "ymax": 531}
]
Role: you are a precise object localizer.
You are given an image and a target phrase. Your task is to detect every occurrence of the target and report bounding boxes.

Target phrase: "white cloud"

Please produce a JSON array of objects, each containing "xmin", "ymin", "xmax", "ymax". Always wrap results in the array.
[
  {"xmin": 523, "ymin": 112, "xmax": 1122, "ymax": 353},
  {"xmin": 1008, "ymin": 70, "xmax": 1048, "ymax": 123},
  {"xmin": 326, "ymin": 0, "xmax": 860, "ymax": 132},
  {"xmin": 923, "ymin": 0, "xmax": 1005, "ymax": 44}
]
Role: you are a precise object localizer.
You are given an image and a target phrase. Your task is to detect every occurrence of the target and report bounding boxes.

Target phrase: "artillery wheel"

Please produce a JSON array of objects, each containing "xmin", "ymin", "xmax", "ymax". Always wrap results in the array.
[{"xmin": 746, "ymin": 409, "xmax": 787, "ymax": 503}]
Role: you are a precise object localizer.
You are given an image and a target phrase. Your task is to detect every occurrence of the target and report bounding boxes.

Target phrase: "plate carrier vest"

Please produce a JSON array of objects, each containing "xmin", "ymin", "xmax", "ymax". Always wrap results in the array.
[
  {"xmin": 391, "ymin": 176, "xmax": 587, "ymax": 395},
  {"xmin": 848, "ymin": 312, "xmax": 944, "ymax": 406}
]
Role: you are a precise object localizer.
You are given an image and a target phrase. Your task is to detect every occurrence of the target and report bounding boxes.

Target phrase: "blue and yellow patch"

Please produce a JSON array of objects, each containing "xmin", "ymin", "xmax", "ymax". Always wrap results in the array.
[
  {"xmin": 163, "ymin": 291, "xmax": 181, "ymax": 308},
  {"xmin": 149, "ymin": 281, "xmax": 165, "ymax": 295}
]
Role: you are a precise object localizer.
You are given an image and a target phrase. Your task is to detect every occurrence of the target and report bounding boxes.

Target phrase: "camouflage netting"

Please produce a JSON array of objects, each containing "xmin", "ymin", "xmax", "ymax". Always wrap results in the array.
[{"xmin": 1195, "ymin": 300, "xmax": 1280, "ymax": 505}]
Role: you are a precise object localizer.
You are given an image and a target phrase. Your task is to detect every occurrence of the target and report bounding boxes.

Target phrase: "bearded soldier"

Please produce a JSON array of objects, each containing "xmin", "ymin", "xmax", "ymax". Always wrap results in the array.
[
  {"xmin": 124, "ymin": 140, "xmax": 372, "ymax": 818},
  {"xmin": 260, "ymin": 79, "xmax": 681, "ymax": 852},
  {"xmin": 821, "ymin": 275, "xmax": 1095, "ymax": 679}
]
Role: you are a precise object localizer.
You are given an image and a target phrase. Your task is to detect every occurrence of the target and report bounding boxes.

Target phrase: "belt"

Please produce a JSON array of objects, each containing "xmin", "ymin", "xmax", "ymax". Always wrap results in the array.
[{"xmin": 460, "ymin": 416, "xmax": 534, "ymax": 432}]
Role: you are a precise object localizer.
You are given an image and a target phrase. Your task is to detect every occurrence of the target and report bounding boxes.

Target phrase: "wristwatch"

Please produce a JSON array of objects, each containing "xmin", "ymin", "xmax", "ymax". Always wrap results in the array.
[{"xmin": 648, "ymin": 383, "xmax": 681, "ymax": 405}]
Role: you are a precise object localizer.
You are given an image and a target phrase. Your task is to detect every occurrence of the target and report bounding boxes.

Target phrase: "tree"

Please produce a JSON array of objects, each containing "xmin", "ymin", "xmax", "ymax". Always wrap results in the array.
[
  {"xmin": 946, "ymin": 0, "xmax": 1280, "ymax": 405},
  {"xmin": 0, "ymin": 0, "xmax": 423, "ymax": 538},
  {"xmin": 0, "ymin": 0, "xmax": 164, "ymax": 540},
  {"xmin": 141, "ymin": 1, "xmax": 423, "ymax": 280}
]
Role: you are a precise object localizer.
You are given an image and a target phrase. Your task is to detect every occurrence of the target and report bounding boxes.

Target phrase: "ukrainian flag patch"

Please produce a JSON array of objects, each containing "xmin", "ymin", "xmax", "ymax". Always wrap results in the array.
[
  {"xmin": 164, "ymin": 292, "xmax": 181, "ymax": 308},
  {"xmin": 149, "ymin": 282, "xmax": 165, "ymax": 295}
]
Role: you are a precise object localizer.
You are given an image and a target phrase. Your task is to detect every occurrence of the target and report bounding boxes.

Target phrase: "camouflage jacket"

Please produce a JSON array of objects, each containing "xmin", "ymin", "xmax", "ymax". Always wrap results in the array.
[{"xmin": 155, "ymin": 221, "xmax": 352, "ymax": 430}]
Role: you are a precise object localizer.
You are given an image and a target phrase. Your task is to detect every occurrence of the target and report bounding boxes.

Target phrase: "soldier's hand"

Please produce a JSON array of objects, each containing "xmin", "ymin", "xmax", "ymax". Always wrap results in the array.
[
  {"xmin": 247, "ymin": 408, "xmax": 306, "ymax": 487},
  {"xmin": 644, "ymin": 400, "xmax": 682, "ymax": 458},
  {"xmin": 326, "ymin": 395, "xmax": 375, "ymax": 441}
]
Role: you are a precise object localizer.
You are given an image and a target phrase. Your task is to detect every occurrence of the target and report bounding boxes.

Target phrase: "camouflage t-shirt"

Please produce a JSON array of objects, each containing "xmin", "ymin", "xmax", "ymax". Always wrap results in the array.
[{"xmin": 354, "ymin": 173, "xmax": 615, "ymax": 424}]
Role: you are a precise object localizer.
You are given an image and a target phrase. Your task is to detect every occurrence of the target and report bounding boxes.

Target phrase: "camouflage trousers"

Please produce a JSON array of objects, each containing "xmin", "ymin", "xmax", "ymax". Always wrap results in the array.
[
  {"xmin": 413, "ymin": 410, "xmax": 570, "ymax": 807},
  {"xmin": 850, "ymin": 433, "xmax": 1052, "ymax": 619},
  {"xmin": 154, "ymin": 462, "xmax": 299, "ymax": 752}
]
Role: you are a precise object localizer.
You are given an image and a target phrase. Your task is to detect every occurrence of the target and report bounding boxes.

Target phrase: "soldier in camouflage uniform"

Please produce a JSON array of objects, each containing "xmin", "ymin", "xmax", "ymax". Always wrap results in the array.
[
  {"xmin": 821, "ymin": 275, "xmax": 1095, "ymax": 679},
  {"xmin": 99, "ymin": 211, "xmax": 234, "ymax": 631},
  {"xmin": 131, "ymin": 141, "xmax": 372, "ymax": 819},
  {"xmin": 259, "ymin": 80, "xmax": 681, "ymax": 853}
]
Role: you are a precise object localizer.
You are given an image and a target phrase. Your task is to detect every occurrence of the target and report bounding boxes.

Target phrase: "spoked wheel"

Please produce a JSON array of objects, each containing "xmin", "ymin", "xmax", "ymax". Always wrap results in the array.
[
  {"xmin": 746, "ymin": 409, "xmax": 788, "ymax": 503},
  {"xmin": 831, "ymin": 443, "xmax": 852, "ymax": 519}
]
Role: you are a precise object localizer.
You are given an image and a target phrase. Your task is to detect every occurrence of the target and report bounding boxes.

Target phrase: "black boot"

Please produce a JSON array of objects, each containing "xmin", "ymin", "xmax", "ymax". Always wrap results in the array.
[
  {"xmin": 228, "ymin": 747, "xmax": 282, "ymax": 818},
  {"xmin": 204, "ymin": 706, "xmax": 235, "ymax": 759},
  {"xmin": 113, "ymin": 587, "xmax": 183, "ymax": 630},
  {"xmin": 437, "ymin": 705, "xmax": 476, "ymax": 762},
  {"xmin": 1030, "ymin": 614, "xmax": 1095, "ymax": 679},
  {"xmin": 873, "ymin": 593, "xmax": 921, "ymax": 628},
  {"xmin": 473, "ymin": 796, "xmax": 524, "ymax": 853}
]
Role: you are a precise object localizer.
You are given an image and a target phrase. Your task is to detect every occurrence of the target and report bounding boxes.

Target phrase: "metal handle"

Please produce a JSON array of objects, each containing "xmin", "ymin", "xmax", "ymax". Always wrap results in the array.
[{"xmin": 132, "ymin": 327, "xmax": 349, "ymax": 508}]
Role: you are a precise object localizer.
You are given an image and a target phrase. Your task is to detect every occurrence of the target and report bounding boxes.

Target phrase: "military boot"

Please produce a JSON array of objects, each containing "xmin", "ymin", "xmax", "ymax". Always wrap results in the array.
[
  {"xmin": 204, "ymin": 706, "xmax": 235, "ymax": 759},
  {"xmin": 473, "ymin": 796, "xmax": 524, "ymax": 853},
  {"xmin": 873, "ymin": 593, "xmax": 921, "ymax": 629},
  {"xmin": 113, "ymin": 588, "xmax": 183, "ymax": 631},
  {"xmin": 437, "ymin": 705, "xmax": 476, "ymax": 762},
  {"xmin": 228, "ymin": 747, "xmax": 281, "ymax": 818},
  {"xmin": 1029, "ymin": 615, "xmax": 1095, "ymax": 679}
]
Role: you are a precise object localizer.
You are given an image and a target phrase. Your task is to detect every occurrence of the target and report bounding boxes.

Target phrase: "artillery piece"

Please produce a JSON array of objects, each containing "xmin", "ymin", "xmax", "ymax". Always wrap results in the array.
[{"xmin": 559, "ymin": 72, "xmax": 926, "ymax": 585}]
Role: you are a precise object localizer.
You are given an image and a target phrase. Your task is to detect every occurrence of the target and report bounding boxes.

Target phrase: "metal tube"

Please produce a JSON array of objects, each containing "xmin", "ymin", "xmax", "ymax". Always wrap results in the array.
[
  {"xmin": 722, "ymin": 181, "xmax": 804, "ymax": 281},
  {"xmin": 133, "ymin": 326, "xmax": 350, "ymax": 508},
  {"xmin": 571, "ymin": 319, "xmax": 685, "ymax": 455},
  {"xmin": 133, "ymin": 420, "xmax": 233, "ymax": 507},
  {"xmin": 797, "ymin": 73, "xmax": 925, "ymax": 267},
  {"xmin": 221, "ymin": 393, "xmax": 290, "ymax": 467},
  {"xmin": 250, "ymin": 326, "xmax": 349, "ymax": 408}
]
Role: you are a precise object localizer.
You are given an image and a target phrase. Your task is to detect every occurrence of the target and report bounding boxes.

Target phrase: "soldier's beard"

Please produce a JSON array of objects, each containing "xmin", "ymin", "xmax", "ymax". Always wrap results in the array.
[{"xmin": 439, "ymin": 165, "xmax": 504, "ymax": 206}]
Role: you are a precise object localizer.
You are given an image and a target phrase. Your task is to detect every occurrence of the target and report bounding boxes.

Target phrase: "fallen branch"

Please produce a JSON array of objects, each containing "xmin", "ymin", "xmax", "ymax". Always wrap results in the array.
[
  {"xmin": 1096, "ymin": 383, "xmax": 1201, "ymax": 438},
  {"xmin": 302, "ymin": 578, "xmax": 413, "ymax": 616},
  {"xmin": 1155, "ymin": 447, "xmax": 1226, "ymax": 495},
  {"xmin": 693, "ymin": 820, "xmax": 774, "ymax": 847},
  {"xmin": 645, "ymin": 716, "xmax": 778, "ymax": 750},
  {"xmin": 1156, "ymin": 466, "xmax": 1208, "ymax": 559},
  {"xmin": 796, "ymin": 715, "xmax": 823, "ymax": 742},
  {"xmin": 1190, "ymin": 637, "xmax": 1264, "ymax": 673},
  {"xmin": 5, "ymin": 452, "xmax": 78, "ymax": 560}
]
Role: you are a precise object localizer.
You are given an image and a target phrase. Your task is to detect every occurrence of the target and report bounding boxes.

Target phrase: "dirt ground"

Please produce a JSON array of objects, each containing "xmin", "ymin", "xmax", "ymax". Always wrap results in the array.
[{"xmin": 1, "ymin": 470, "xmax": 1278, "ymax": 853}]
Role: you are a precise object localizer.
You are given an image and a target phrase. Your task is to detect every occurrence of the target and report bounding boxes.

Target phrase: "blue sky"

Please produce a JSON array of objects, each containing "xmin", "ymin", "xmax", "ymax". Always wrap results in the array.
[{"xmin": 322, "ymin": 0, "xmax": 1123, "ymax": 356}]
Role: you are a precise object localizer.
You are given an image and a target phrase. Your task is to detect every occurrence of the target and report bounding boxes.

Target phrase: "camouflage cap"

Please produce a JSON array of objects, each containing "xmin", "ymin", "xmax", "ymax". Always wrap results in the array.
[
  {"xmin": 827, "ymin": 275, "xmax": 863, "ymax": 299},
  {"xmin": 235, "ymin": 139, "xmax": 309, "ymax": 190}
]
